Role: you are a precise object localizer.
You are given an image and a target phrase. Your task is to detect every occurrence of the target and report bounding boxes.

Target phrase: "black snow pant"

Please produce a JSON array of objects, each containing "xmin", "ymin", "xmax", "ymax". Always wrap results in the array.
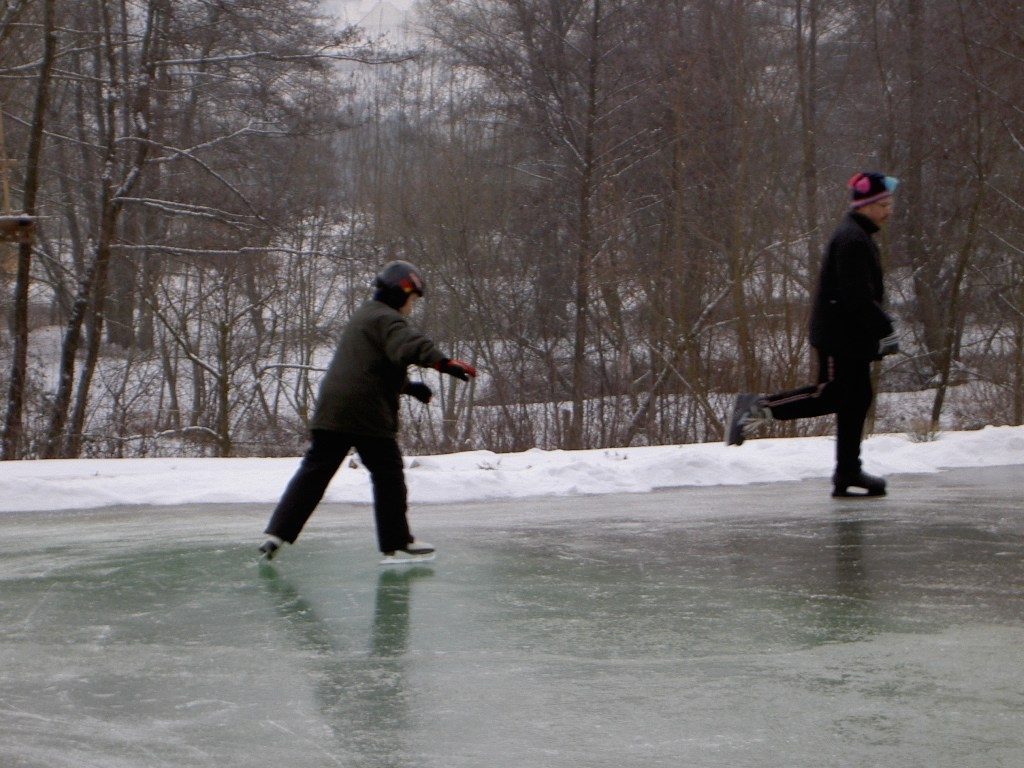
[
  {"xmin": 264, "ymin": 429, "xmax": 413, "ymax": 553},
  {"xmin": 761, "ymin": 350, "xmax": 874, "ymax": 475}
]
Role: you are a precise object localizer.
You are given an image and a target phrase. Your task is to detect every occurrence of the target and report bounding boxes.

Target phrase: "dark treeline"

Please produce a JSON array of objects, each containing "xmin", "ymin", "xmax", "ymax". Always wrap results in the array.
[{"xmin": 0, "ymin": 0, "xmax": 1021, "ymax": 459}]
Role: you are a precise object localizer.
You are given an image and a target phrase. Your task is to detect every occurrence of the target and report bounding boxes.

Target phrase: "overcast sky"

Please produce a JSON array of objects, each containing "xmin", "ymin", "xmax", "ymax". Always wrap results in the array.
[{"xmin": 322, "ymin": 0, "xmax": 416, "ymax": 20}]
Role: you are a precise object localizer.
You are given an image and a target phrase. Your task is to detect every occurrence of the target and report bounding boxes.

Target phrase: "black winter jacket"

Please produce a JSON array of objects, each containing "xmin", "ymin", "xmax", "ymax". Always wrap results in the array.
[
  {"xmin": 309, "ymin": 300, "xmax": 446, "ymax": 437},
  {"xmin": 808, "ymin": 211, "xmax": 894, "ymax": 360}
]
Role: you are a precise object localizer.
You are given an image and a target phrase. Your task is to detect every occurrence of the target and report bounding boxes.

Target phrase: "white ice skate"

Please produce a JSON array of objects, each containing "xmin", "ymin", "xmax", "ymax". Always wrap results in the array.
[{"xmin": 380, "ymin": 541, "xmax": 436, "ymax": 565}]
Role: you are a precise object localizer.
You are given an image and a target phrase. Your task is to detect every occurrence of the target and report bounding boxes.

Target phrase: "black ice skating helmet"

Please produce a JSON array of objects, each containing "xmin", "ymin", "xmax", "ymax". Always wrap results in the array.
[{"xmin": 374, "ymin": 260, "xmax": 425, "ymax": 308}]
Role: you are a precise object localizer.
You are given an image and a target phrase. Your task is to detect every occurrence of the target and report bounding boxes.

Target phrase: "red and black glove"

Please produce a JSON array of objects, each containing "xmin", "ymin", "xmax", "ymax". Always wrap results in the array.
[
  {"xmin": 434, "ymin": 358, "xmax": 477, "ymax": 381},
  {"xmin": 402, "ymin": 381, "xmax": 433, "ymax": 404}
]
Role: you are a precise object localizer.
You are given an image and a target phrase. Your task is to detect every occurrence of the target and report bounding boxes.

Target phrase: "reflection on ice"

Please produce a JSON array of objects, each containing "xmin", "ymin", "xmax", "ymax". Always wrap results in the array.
[{"xmin": 256, "ymin": 563, "xmax": 435, "ymax": 767}]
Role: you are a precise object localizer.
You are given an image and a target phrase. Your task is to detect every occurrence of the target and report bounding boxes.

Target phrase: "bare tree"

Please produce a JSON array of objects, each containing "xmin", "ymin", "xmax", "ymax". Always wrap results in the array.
[
  {"xmin": 1, "ymin": 0, "xmax": 55, "ymax": 459},
  {"xmin": 430, "ymin": 0, "xmax": 665, "ymax": 448}
]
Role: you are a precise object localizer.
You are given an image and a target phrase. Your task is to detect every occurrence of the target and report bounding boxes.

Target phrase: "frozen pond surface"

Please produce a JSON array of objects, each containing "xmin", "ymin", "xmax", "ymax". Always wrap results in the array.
[{"xmin": 2, "ymin": 466, "xmax": 1022, "ymax": 767}]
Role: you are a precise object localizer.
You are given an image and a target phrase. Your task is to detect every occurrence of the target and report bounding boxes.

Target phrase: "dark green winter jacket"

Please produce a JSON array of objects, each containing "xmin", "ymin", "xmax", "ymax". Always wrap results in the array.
[{"xmin": 309, "ymin": 300, "xmax": 446, "ymax": 437}]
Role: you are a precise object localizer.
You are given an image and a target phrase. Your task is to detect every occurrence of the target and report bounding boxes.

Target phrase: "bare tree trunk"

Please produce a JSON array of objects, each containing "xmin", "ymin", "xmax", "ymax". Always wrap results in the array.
[
  {"xmin": 44, "ymin": 0, "xmax": 161, "ymax": 458},
  {"xmin": 903, "ymin": 0, "xmax": 944, "ymax": 373},
  {"xmin": 45, "ymin": 201, "xmax": 114, "ymax": 458},
  {"xmin": 929, "ymin": 177, "xmax": 984, "ymax": 431},
  {"xmin": 1015, "ymin": 284, "xmax": 1024, "ymax": 425},
  {"xmin": 569, "ymin": 0, "xmax": 602, "ymax": 451},
  {"xmin": 64, "ymin": 232, "xmax": 115, "ymax": 457},
  {"xmin": 718, "ymin": 2, "xmax": 758, "ymax": 392},
  {"xmin": 216, "ymin": 318, "xmax": 232, "ymax": 457},
  {"xmin": 795, "ymin": 0, "xmax": 821, "ymax": 273},
  {"xmin": 2, "ymin": 0, "xmax": 56, "ymax": 460}
]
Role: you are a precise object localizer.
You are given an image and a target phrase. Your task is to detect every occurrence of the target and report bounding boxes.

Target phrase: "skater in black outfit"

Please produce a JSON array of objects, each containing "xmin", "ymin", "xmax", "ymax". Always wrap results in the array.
[
  {"xmin": 260, "ymin": 261, "xmax": 477, "ymax": 562},
  {"xmin": 726, "ymin": 172, "xmax": 900, "ymax": 497}
]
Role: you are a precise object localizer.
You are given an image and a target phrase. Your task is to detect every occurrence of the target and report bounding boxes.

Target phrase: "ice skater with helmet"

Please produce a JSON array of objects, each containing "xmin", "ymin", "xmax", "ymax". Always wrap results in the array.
[
  {"xmin": 260, "ymin": 261, "xmax": 477, "ymax": 563},
  {"xmin": 725, "ymin": 171, "xmax": 901, "ymax": 498}
]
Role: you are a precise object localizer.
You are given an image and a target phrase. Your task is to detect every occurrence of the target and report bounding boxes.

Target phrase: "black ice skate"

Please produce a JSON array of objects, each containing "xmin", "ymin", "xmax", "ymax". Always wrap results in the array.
[
  {"xmin": 259, "ymin": 536, "xmax": 283, "ymax": 560},
  {"xmin": 380, "ymin": 541, "xmax": 435, "ymax": 565},
  {"xmin": 726, "ymin": 393, "xmax": 770, "ymax": 446},
  {"xmin": 832, "ymin": 470, "xmax": 886, "ymax": 498}
]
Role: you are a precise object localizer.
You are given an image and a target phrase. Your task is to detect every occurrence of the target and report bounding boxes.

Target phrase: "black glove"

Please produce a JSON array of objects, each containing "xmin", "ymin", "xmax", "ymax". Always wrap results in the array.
[
  {"xmin": 877, "ymin": 332, "xmax": 899, "ymax": 357},
  {"xmin": 403, "ymin": 381, "xmax": 433, "ymax": 404},
  {"xmin": 434, "ymin": 358, "xmax": 477, "ymax": 381}
]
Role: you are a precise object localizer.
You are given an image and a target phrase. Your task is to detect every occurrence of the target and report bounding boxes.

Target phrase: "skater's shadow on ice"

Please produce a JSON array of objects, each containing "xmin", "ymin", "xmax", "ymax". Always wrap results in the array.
[
  {"xmin": 372, "ymin": 566, "xmax": 434, "ymax": 657},
  {"xmin": 833, "ymin": 519, "xmax": 869, "ymax": 602},
  {"xmin": 257, "ymin": 562, "xmax": 433, "ymax": 765},
  {"xmin": 257, "ymin": 563, "xmax": 434, "ymax": 657},
  {"xmin": 815, "ymin": 519, "xmax": 877, "ymax": 644}
]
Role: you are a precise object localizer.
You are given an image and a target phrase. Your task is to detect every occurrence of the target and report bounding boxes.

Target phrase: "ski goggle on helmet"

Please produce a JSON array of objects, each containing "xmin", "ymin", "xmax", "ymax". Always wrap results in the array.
[{"xmin": 376, "ymin": 260, "xmax": 425, "ymax": 297}]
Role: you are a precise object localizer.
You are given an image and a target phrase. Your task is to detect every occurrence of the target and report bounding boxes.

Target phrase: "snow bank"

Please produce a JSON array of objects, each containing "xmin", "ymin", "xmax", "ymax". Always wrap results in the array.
[{"xmin": 0, "ymin": 426, "xmax": 1021, "ymax": 513}]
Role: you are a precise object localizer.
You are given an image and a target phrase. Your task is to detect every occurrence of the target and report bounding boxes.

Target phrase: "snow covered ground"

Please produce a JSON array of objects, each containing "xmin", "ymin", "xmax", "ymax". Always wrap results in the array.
[{"xmin": 1, "ymin": 426, "xmax": 1021, "ymax": 513}]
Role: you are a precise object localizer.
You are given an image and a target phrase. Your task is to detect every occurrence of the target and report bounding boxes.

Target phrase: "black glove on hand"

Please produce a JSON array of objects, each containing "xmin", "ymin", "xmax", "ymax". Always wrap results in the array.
[
  {"xmin": 403, "ymin": 381, "xmax": 433, "ymax": 404},
  {"xmin": 877, "ymin": 332, "xmax": 900, "ymax": 357},
  {"xmin": 434, "ymin": 358, "xmax": 478, "ymax": 381}
]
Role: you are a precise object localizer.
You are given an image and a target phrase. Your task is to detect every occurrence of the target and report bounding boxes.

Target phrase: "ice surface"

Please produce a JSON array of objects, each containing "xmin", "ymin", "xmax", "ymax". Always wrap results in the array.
[{"xmin": 1, "ymin": 466, "xmax": 1022, "ymax": 767}]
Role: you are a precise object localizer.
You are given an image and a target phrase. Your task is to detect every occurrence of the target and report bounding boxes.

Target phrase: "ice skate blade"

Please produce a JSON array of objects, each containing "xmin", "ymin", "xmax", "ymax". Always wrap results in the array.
[
  {"xmin": 832, "ymin": 488, "xmax": 886, "ymax": 498},
  {"xmin": 259, "ymin": 541, "xmax": 280, "ymax": 560},
  {"xmin": 380, "ymin": 552, "xmax": 436, "ymax": 566}
]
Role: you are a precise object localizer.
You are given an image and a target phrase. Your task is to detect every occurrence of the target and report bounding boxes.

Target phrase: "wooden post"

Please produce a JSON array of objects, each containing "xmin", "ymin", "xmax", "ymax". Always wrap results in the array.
[
  {"xmin": 0, "ymin": 214, "xmax": 35, "ymax": 243},
  {"xmin": 0, "ymin": 108, "xmax": 35, "ymax": 244},
  {"xmin": 0, "ymin": 108, "xmax": 35, "ymax": 245}
]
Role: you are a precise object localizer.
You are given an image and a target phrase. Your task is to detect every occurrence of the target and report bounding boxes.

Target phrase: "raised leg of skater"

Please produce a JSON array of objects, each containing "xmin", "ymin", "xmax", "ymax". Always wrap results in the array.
[{"xmin": 763, "ymin": 350, "xmax": 841, "ymax": 421}]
